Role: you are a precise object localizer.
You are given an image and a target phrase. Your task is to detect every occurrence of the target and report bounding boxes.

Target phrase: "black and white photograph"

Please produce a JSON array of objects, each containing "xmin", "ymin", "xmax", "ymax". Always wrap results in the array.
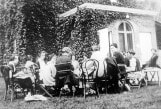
[{"xmin": 0, "ymin": 0, "xmax": 161, "ymax": 108}]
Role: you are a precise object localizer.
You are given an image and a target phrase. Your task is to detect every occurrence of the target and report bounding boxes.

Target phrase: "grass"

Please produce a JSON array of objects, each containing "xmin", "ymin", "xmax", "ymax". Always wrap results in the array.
[{"xmin": 1, "ymin": 77, "xmax": 161, "ymax": 109}]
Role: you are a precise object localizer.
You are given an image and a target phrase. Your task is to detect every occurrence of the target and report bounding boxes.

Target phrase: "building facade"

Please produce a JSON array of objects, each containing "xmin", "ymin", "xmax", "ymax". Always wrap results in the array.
[
  {"xmin": 59, "ymin": 3, "xmax": 159, "ymax": 65},
  {"xmin": 108, "ymin": 14, "xmax": 157, "ymax": 64}
]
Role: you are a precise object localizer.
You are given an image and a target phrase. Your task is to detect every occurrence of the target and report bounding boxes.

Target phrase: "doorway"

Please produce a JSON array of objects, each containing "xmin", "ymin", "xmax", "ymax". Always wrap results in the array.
[{"xmin": 139, "ymin": 32, "xmax": 152, "ymax": 65}]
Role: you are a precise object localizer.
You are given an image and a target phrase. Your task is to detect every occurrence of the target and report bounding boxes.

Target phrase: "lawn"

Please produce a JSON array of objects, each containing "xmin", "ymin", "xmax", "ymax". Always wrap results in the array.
[{"xmin": 0, "ymin": 77, "xmax": 161, "ymax": 109}]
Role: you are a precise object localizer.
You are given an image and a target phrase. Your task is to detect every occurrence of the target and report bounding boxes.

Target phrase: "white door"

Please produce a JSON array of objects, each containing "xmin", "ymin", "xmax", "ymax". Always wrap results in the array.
[
  {"xmin": 97, "ymin": 28, "xmax": 109, "ymax": 58},
  {"xmin": 139, "ymin": 33, "xmax": 152, "ymax": 65}
]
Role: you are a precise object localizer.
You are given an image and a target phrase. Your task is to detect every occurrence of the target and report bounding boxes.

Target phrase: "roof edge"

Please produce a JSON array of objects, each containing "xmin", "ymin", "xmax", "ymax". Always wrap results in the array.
[{"xmin": 58, "ymin": 3, "xmax": 159, "ymax": 18}]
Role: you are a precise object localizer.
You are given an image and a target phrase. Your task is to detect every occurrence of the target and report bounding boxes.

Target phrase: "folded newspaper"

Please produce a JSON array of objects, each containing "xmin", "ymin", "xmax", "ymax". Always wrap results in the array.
[{"xmin": 24, "ymin": 94, "xmax": 48, "ymax": 101}]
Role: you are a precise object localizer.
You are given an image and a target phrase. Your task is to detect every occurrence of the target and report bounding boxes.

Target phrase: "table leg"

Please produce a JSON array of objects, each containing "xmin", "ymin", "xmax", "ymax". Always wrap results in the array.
[{"xmin": 157, "ymin": 71, "xmax": 160, "ymax": 86}]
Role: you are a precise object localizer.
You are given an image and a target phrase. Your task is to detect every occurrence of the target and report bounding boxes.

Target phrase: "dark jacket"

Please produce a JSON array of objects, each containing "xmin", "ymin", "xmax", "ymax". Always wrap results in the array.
[
  {"xmin": 149, "ymin": 54, "xmax": 158, "ymax": 67},
  {"xmin": 113, "ymin": 51, "xmax": 125, "ymax": 64},
  {"xmin": 135, "ymin": 57, "xmax": 141, "ymax": 71}
]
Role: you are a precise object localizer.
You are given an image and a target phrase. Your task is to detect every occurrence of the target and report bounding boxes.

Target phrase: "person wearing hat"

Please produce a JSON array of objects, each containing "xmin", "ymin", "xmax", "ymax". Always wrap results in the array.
[
  {"xmin": 55, "ymin": 47, "xmax": 79, "ymax": 93},
  {"xmin": 56, "ymin": 47, "xmax": 72, "ymax": 64}
]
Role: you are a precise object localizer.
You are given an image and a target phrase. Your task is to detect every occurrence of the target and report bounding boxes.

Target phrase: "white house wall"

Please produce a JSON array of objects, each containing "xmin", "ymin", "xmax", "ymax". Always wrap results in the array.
[{"xmin": 108, "ymin": 14, "xmax": 157, "ymax": 64}]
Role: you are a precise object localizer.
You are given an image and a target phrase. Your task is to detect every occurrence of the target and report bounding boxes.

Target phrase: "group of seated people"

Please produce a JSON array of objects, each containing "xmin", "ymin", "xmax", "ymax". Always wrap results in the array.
[
  {"xmin": 111, "ymin": 43, "xmax": 160, "ymax": 73},
  {"xmin": 5, "ymin": 47, "xmax": 83, "ymax": 96},
  {"xmin": 4, "ymin": 44, "xmax": 141, "ymax": 96},
  {"xmin": 109, "ymin": 43, "xmax": 161, "ymax": 91},
  {"xmin": 4, "ymin": 43, "xmax": 161, "ymax": 97}
]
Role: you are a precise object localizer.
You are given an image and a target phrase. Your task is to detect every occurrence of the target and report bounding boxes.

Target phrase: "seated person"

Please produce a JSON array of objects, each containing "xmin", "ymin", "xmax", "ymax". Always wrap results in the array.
[
  {"xmin": 36, "ymin": 51, "xmax": 48, "ymax": 81},
  {"xmin": 8, "ymin": 54, "xmax": 19, "ymax": 77},
  {"xmin": 110, "ymin": 43, "xmax": 130, "ymax": 92},
  {"xmin": 110, "ymin": 43, "xmax": 126, "ymax": 73},
  {"xmin": 142, "ymin": 48, "xmax": 159, "ymax": 69},
  {"xmin": 14, "ymin": 55, "xmax": 35, "ymax": 82},
  {"xmin": 71, "ymin": 55, "xmax": 81, "ymax": 77},
  {"xmin": 126, "ymin": 50, "xmax": 140, "ymax": 72},
  {"xmin": 156, "ymin": 50, "xmax": 161, "ymax": 68},
  {"xmin": 42, "ymin": 53, "xmax": 57, "ymax": 86},
  {"xmin": 90, "ymin": 45, "xmax": 106, "ymax": 78},
  {"xmin": 56, "ymin": 47, "xmax": 72, "ymax": 64},
  {"xmin": 81, "ymin": 53, "xmax": 95, "ymax": 76},
  {"xmin": 10, "ymin": 55, "xmax": 34, "ymax": 96},
  {"xmin": 55, "ymin": 47, "xmax": 79, "ymax": 90},
  {"xmin": 149, "ymin": 48, "xmax": 158, "ymax": 67},
  {"xmin": 24, "ymin": 55, "xmax": 36, "ymax": 82}
]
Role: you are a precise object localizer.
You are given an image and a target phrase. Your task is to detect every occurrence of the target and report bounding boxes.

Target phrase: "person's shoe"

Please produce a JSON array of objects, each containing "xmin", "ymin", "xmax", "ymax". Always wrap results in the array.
[{"xmin": 61, "ymin": 85, "xmax": 70, "ymax": 94}]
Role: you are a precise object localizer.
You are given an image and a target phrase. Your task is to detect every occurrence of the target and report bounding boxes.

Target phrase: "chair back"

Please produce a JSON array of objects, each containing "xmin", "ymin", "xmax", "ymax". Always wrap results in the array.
[
  {"xmin": 55, "ymin": 62, "xmax": 73, "ymax": 77},
  {"xmin": 82, "ymin": 59, "xmax": 99, "ymax": 79},
  {"xmin": 0, "ymin": 65, "xmax": 10, "ymax": 83}
]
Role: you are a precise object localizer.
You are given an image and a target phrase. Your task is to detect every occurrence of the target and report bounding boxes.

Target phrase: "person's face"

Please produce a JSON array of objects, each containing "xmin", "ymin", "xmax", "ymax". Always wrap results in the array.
[
  {"xmin": 110, "ymin": 46, "xmax": 117, "ymax": 53},
  {"xmin": 151, "ymin": 50, "xmax": 156, "ymax": 55},
  {"xmin": 40, "ymin": 53, "xmax": 46, "ymax": 60},
  {"xmin": 83, "ymin": 55, "xmax": 87, "ymax": 60},
  {"xmin": 126, "ymin": 52, "xmax": 130, "ymax": 57},
  {"xmin": 50, "ymin": 56, "xmax": 56, "ymax": 62},
  {"xmin": 14, "ymin": 56, "xmax": 19, "ymax": 65},
  {"xmin": 72, "ymin": 56, "xmax": 75, "ymax": 60}
]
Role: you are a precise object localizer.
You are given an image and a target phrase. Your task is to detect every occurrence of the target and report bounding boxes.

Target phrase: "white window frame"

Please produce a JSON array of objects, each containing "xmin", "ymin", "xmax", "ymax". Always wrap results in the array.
[{"xmin": 118, "ymin": 21, "xmax": 134, "ymax": 52}]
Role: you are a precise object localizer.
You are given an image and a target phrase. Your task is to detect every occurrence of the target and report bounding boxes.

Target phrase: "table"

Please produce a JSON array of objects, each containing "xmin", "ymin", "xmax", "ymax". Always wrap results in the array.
[{"xmin": 142, "ymin": 67, "xmax": 160, "ymax": 86}]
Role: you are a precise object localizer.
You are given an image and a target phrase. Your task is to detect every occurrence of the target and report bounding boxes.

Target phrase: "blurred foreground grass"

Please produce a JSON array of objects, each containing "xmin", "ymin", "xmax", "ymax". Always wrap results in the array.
[{"xmin": 0, "ymin": 77, "xmax": 161, "ymax": 109}]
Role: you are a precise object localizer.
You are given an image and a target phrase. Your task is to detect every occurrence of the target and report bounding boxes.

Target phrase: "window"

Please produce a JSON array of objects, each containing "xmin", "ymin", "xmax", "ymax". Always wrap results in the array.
[{"xmin": 118, "ymin": 22, "xmax": 133, "ymax": 52}]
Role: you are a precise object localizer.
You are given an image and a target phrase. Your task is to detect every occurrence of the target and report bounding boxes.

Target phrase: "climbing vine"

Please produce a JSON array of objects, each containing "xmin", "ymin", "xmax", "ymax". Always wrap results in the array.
[
  {"xmin": 0, "ymin": 0, "xmax": 141, "ymax": 63},
  {"xmin": 56, "ymin": 9, "xmax": 126, "ymax": 61}
]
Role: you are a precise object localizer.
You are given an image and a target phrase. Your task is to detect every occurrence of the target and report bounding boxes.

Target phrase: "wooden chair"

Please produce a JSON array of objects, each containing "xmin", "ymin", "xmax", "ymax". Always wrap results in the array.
[
  {"xmin": 81, "ymin": 59, "xmax": 99, "ymax": 98},
  {"xmin": 55, "ymin": 62, "xmax": 77, "ymax": 97},
  {"xmin": 0, "ymin": 65, "xmax": 33, "ymax": 102}
]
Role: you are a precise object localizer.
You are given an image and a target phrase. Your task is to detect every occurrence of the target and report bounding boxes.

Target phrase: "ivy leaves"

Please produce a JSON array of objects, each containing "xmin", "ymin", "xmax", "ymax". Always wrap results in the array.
[
  {"xmin": 56, "ymin": 8, "xmax": 126, "ymax": 61},
  {"xmin": 0, "ymin": 0, "xmax": 139, "ymax": 63}
]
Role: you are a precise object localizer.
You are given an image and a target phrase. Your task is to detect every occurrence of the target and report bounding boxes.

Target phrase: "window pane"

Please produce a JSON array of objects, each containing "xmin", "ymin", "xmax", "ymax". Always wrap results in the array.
[
  {"xmin": 119, "ymin": 23, "xmax": 124, "ymax": 31},
  {"xmin": 126, "ymin": 23, "xmax": 132, "ymax": 31},
  {"xmin": 127, "ymin": 33, "xmax": 133, "ymax": 50},
  {"xmin": 119, "ymin": 33, "xmax": 125, "ymax": 52}
]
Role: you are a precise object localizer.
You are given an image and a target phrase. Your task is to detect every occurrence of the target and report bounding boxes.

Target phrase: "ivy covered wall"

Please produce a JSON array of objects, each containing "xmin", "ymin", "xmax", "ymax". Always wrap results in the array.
[
  {"xmin": 0, "ymin": 0, "xmax": 142, "ymax": 63},
  {"xmin": 57, "ymin": 9, "xmax": 126, "ymax": 61}
]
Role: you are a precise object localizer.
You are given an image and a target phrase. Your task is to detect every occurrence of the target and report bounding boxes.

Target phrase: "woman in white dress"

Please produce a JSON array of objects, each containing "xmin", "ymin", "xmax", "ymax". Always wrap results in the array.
[
  {"xmin": 36, "ymin": 51, "xmax": 48, "ymax": 82},
  {"xmin": 42, "ymin": 53, "xmax": 57, "ymax": 86}
]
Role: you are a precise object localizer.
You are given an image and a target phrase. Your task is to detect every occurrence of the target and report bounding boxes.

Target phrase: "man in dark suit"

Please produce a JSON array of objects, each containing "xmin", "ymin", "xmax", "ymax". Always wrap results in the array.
[
  {"xmin": 55, "ymin": 47, "xmax": 78, "ymax": 92},
  {"xmin": 142, "ymin": 48, "xmax": 159, "ymax": 69},
  {"xmin": 149, "ymin": 48, "xmax": 158, "ymax": 67},
  {"xmin": 109, "ymin": 43, "xmax": 126, "ymax": 93},
  {"xmin": 110, "ymin": 43, "xmax": 125, "ymax": 73}
]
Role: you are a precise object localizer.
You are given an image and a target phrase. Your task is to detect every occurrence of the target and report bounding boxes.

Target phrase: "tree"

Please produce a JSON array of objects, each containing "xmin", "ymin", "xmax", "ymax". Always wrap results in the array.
[{"xmin": 0, "ymin": 0, "xmax": 24, "ymax": 64}]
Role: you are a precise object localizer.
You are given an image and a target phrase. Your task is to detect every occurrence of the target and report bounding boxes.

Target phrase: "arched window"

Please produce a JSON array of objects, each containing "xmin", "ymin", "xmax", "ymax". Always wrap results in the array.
[{"xmin": 118, "ymin": 21, "xmax": 133, "ymax": 52}]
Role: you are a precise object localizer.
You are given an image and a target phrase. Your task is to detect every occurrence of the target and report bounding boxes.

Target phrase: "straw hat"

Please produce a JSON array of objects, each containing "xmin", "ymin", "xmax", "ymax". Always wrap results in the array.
[{"xmin": 62, "ymin": 47, "xmax": 72, "ymax": 54}]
